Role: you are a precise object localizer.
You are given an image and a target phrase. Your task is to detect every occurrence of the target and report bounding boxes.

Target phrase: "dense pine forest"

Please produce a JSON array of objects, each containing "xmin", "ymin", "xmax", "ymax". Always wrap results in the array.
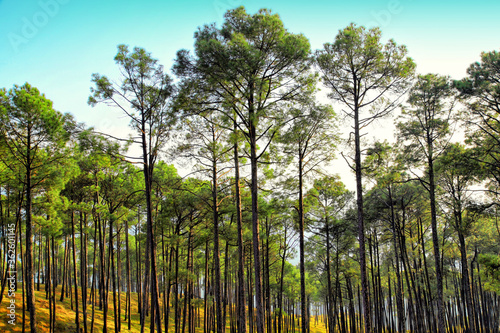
[{"xmin": 1, "ymin": 6, "xmax": 500, "ymax": 333}]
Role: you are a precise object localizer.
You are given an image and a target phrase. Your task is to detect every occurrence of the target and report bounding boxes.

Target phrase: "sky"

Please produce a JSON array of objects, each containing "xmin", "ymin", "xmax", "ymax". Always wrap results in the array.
[{"xmin": 1, "ymin": 0, "xmax": 499, "ymax": 186}]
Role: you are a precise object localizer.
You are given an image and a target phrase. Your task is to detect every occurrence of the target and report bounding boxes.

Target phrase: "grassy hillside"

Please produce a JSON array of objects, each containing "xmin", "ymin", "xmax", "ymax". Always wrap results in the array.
[
  {"xmin": 1, "ymin": 285, "xmax": 142, "ymax": 332},
  {"xmin": 1, "ymin": 286, "xmax": 327, "ymax": 332}
]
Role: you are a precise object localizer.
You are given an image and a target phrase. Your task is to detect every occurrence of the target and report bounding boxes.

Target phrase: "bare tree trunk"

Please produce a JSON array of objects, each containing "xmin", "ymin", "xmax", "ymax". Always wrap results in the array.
[
  {"xmin": 117, "ymin": 226, "xmax": 122, "ymax": 332},
  {"xmin": 81, "ymin": 212, "xmax": 88, "ymax": 333},
  {"xmin": 140, "ymin": 114, "xmax": 162, "ymax": 333},
  {"xmin": 51, "ymin": 236, "xmax": 57, "ymax": 332},
  {"xmin": 428, "ymin": 153, "xmax": 445, "ymax": 333},
  {"xmin": 47, "ymin": 236, "xmax": 53, "ymax": 333},
  {"xmin": 249, "ymin": 100, "xmax": 264, "ymax": 333},
  {"xmin": 325, "ymin": 217, "xmax": 335, "ymax": 333},
  {"xmin": 110, "ymin": 217, "xmax": 119, "ymax": 332},
  {"xmin": 298, "ymin": 154, "xmax": 308, "ymax": 333},
  {"xmin": 71, "ymin": 210, "xmax": 80, "ymax": 332},
  {"xmin": 60, "ymin": 235, "xmax": 68, "ymax": 302},
  {"xmin": 126, "ymin": 217, "xmax": 132, "ymax": 330},
  {"xmin": 278, "ymin": 234, "xmax": 287, "ymax": 333},
  {"xmin": 388, "ymin": 186, "xmax": 404, "ymax": 333},
  {"xmin": 26, "ymin": 130, "xmax": 37, "ymax": 333},
  {"xmin": 212, "ymin": 158, "xmax": 223, "ymax": 333},
  {"xmin": 233, "ymin": 118, "xmax": 247, "ymax": 333},
  {"xmin": 354, "ymin": 105, "xmax": 371, "ymax": 333},
  {"xmin": 458, "ymin": 229, "xmax": 474, "ymax": 332},
  {"xmin": 91, "ymin": 209, "xmax": 98, "ymax": 333},
  {"xmin": 204, "ymin": 238, "xmax": 209, "ymax": 333}
]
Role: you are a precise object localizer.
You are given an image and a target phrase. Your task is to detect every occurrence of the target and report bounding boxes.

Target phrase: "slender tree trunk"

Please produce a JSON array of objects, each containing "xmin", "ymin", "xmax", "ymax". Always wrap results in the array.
[
  {"xmin": 140, "ymin": 114, "xmax": 162, "ymax": 333},
  {"xmin": 174, "ymin": 242, "xmax": 180, "ymax": 333},
  {"xmin": 458, "ymin": 227, "xmax": 474, "ymax": 332},
  {"xmin": 325, "ymin": 217, "xmax": 335, "ymax": 333},
  {"xmin": 264, "ymin": 219, "xmax": 272, "ymax": 333},
  {"xmin": 48, "ymin": 236, "xmax": 53, "ymax": 332},
  {"xmin": 298, "ymin": 154, "xmax": 308, "ymax": 333},
  {"xmin": 233, "ymin": 118, "xmax": 247, "ymax": 333},
  {"xmin": 247, "ymin": 246, "xmax": 254, "ymax": 333},
  {"xmin": 38, "ymin": 231, "xmax": 42, "ymax": 292},
  {"xmin": 249, "ymin": 101, "xmax": 264, "ymax": 333},
  {"xmin": 278, "ymin": 231, "xmax": 287, "ymax": 333},
  {"xmin": 110, "ymin": 217, "xmax": 119, "ymax": 332},
  {"xmin": 99, "ymin": 211, "xmax": 108, "ymax": 333},
  {"xmin": 71, "ymin": 210, "xmax": 80, "ymax": 332},
  {"xmin": 51, "ymin": 236, "xmax": 57, "ymax": 332},
  {"xmin": 91, "ymin": 208, "xmax": 98, "ymax": 333},
  {"xmin": 427, "ymin": 151, "xmax": 445, "ymax": 333},
  {"xmin": 117, "ymin": 226, "xmax": 122, "ymax": 332},
  {"xmin": 223, "ymin": 237, "xmax": 230, "ymax": 333},
  {"xmin": 212, "ymin": 157, "xmax": 223, "ymax": 333},
  {"xmin": 204, "ymin": 238, "xmax": 209, "ymax": 333},
  {"xmin": 388, "ymin": 187, "xmax": 404, "ymax": 333},
  {"xmin": 81, "ymin": 212, "xmax": 88, "ymax": 333},
  {"xmin": 26, "ymin": 129, "xmax": 37, "ymax": 333},
  {"xmin": 126, "ymin": 217, "xmax": 132, "ymax": 330},
  {"xmin": 136, "ymin": 219, "xmax": 142, "ymax": 318},
  {"xmin": 60, "ymin": 235, "xmax": 68, "ymax": 302},
  {"xmin": 354, "ymin": 105, "xmax": 371, "ymax": 333},
  {"xmin": 165, "ymin": 245, "xmax": 174, "ymax": 333},
  {"xmin": 20, "ymin": 221, "xmax": 26, "ymax": 333},
  {"xmin": 182, "ymin": 228, "xmax": 192, "ymax": 333}
]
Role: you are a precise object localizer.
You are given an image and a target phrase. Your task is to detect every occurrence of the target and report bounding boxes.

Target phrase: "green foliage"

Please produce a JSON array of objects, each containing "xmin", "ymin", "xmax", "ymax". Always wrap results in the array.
[
  {"xmin": 89, "ymin": 44, "xmax": 177, "ymax": 161},
  {"xmin": 397, "ymin": 74, "xmax": 455, "ymax": 164},
  {"xmin": 479, "ymin": 253, "xmax": 500, "ymax": 292},
  {"xmin": 0, "ymin": 83, "xmax": 72, "ymax": 234},
  {"xmin": 175, "ymin": 6, "xmax": 315, "ymax": 156},
  {"xmin": 456, "ymin": 50, "xmax": 500, "ymax": 114},
  {"xmin": 456, "ymin": 50, "xmax": 500, "ymax": 195},
  {"xmin": 316, "ymin": 23, "xmax": 415, "ymax": 117}
]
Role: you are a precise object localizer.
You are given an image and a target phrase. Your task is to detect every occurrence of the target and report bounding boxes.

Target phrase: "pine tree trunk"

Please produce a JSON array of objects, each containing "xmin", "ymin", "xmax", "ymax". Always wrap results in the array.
[
  {"xmin": 388, "ymin": 186, "xmax": 404, "ymax": 333},
  {"xmin": 91, "ymin": 209, "xmax": 98, "ymax": 333},
  {"xmin": 110, "ymin": 217, "xmax": 119, "ymax": 332},
  {"xmin": 233, "ymin": 119, "xmax": 247, "ymax": 333},
  {"xmin": 458, "ymin": 229, "xmax": 474, "ymax": 332},
  {"xmin": 204, "ymin": 238, "xmax": 209, "ymax": 333},
  {"xmin": 81, "ymin": 212, "xmax": 88, "ymax": 333},
  {"xmin": 60, "ymin": 235, "xmax": 68, "ymax": 302},
  {"xmin": 51, "ymin": 236, "xmax": 57, "ymax": 332},
  {"xmin": 71, "ymin": 210, "xmax": 80, "ymax": 332},
  {"xmin": 126, "ymin": 217, "xmax": 132, "ymax": 330},
  {"xmin": 427, "ymin": 152, "xmax": 445, "ymax": 333},
  {"xmin": 47, "ymin": 236, "xmax": 53, "ymax": 332},
  {"xmin": 117, "ymin": 226, "xmax": 122, "ymax": 332},
  {"xmin": 212, "ymin": 157, "xmax": 223, "ymax": 333},
  {"xmin": 26, "ymin": 129, "xmax": 37, "ymax": 333},
  {"xmin": 298, "ymin": 153, "xmax": 308, "ymax": 333},
  {"xmin": 354, "ymin": 105, "xmax": 371, "ymax": 333},
  {"xmin": 139, "ymin": 108, "xmax": 161, "ymax": 333},
  {"xmin": 249, "ymin": 101, "xmax": 264, "ymax": 333},
  {"xmin": 278, "ymin": 237, "xmax": 286, "ymax": 333},
  {"xmin": 20, "ymin": 222, "xmax": 26, "ymax": 333},
  {"xmin": 325, "ymin": 217, "xmax": 335, "ymax": 333}
]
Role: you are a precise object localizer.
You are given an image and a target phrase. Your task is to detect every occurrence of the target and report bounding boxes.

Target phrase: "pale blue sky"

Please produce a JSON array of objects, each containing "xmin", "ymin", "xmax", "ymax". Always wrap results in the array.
[{"xmin": 0, "ymin": 0, "xmax": 498, "ymax": 145}]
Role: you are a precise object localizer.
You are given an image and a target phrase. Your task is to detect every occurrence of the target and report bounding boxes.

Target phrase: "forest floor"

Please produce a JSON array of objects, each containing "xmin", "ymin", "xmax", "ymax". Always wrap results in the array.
[{"xmin": 0, "ymin": 285, "xmax": 327, "ymax": 332}]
